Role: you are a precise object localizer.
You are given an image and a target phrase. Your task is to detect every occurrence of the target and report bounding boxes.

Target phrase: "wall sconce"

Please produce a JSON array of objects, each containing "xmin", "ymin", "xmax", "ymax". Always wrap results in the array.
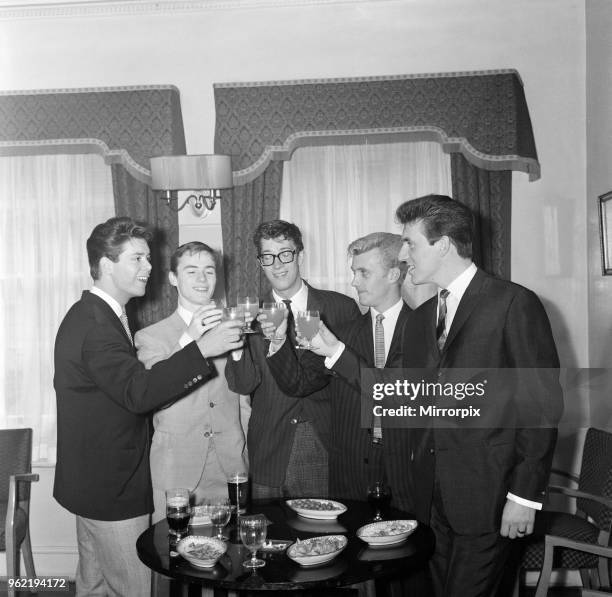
[{"xmin": 150, "ymin": 154, "xmax": 233, "ymax": 217}]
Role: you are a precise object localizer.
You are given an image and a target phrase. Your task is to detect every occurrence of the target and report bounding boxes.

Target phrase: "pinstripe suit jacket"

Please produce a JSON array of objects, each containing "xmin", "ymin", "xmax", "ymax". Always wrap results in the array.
[
  {"xmin": 267, "ymin": 303, "xmax": 415, "ymax": 513},
  {"xmin": 225, "ymin": 282, "xmax": 361, "ymax": 487}
]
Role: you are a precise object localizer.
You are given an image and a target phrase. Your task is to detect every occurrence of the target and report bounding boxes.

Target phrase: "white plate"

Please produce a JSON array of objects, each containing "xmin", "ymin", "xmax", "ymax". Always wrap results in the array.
[
  {"xmin": 357, "ymin": 519, "xmax": 418, "ymax": 547},
  {"xmin": 176, "ymin": 536, "xmax": 227, "ymax": 568},
  {"xmin": 287, "ymin": 535, "xmax": 347, "ymax": 567},
  {"xmin": 286, "ymin": 498, "xmax": 347, "ymax": 520}
]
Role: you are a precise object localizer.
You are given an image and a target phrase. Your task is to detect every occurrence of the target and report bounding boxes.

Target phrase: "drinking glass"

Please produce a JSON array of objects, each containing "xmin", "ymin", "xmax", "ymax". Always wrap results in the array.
[
  {"xmin": 260, "ymin": 302, "xmax": 286, "ymax": 340},
  {"xmin": 296, "ymin": 310, "xmax": 320, "ymax": 349},
  {"xmin": 239, "ymin": 514, "xmax": 267, "ymax": 568},
  {"xmin": 237, "ymin": 295, "xmax": 259, "ymax": 334},
  {"xmin": 221, "ymin": 306, "xmax": 243, "ymax": 323},
  {"xmin": 207, "ymin": 497, "xmax": 231, "ymax": 541},
  {"xmin": 226, "ymin": 471, "xmax": 249, "ymax": 514},
  {"xmin": 367, "ymin": 481, "xmax": 392, "ymax": 522},
  {"xmin": 166, "ymin": 488, "xmax": 191, "ymax": 537}
]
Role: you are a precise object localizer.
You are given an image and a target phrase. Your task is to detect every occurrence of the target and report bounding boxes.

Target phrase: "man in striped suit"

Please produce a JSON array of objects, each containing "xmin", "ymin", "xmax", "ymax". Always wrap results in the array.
[
  {"xmin": 267, "ymin": 232, "xmax": 414, "ymax": 512},
  {"xmin": 225, "ymin": 220, "xmax": 361, "ymax": 499}
]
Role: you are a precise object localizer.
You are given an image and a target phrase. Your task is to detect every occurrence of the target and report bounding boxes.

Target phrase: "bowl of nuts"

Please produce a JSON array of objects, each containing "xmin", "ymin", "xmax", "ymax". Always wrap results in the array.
[
  {"xmin": 286, "ymin": 498, "xmax": 347, "ymax": 520},
  {"xmin": 287, "ymin": 535, "xmax": 348, "ymax": 566}
]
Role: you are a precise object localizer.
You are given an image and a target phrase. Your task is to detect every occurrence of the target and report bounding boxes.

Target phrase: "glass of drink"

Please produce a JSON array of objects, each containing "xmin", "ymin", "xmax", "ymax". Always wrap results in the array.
[
  {"xmin": 166, "ymin": 488, "xmax": 191, "ymax": 537},
  {"xmin": 367, "ymin": 481, "xmax": 392, "ymax": 522},
  {"xmin": 260, "ymin": 302, "xmax": 286, "ymax": 340},
  {"xmin": 296, "ymin": 310, "xmax": 320, "ymax": 349},
  {"xmin": 227, "ymin": 471, "xmax": 249, "ymax": 514},
  {"xmin": 207, "ymin": 497, "xmax": 232, "ymax": 541},
  {"xmin": 237, "ymin": 295, "xmax": 259, "ymax": 334},
  {"xmin": 239, "ymin": 514, "xmax": 267, "ymax": 568},
  {"xmin": 221, "ymin": 306, "xmax": 243, "ymax": 323}
]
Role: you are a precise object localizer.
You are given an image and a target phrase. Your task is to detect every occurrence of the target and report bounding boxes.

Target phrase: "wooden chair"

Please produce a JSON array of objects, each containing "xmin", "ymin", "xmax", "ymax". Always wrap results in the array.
[
  {"xmin": 0, "ymin": 428, "xmax": 39, "ymax": 579},
  {"xmin": 517, "ymin": 428, "xmax": 612, "ymax": 595}
]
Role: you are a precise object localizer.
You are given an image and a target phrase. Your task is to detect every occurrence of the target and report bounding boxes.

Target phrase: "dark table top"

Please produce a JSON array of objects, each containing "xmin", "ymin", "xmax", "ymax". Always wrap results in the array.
[{"xmin": 136, "ymin": 498, "xmax": 434, "ymax": 593}]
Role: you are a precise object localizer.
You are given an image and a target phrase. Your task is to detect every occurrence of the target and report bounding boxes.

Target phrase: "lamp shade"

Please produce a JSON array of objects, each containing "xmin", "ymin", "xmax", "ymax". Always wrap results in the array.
[{"xmin": 150, "ymin": 154, "xmax": 233, "ymax": 191}]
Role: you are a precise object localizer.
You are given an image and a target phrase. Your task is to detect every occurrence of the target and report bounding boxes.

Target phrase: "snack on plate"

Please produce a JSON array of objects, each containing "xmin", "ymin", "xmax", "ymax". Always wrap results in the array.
[
  {"xmin": 367, "ymin": 521, "xmax": 415, "ymax": 537},
  {"xmin": 292, "ymin": 536, "xmax": 345, "ymax": 556},
  {"xmin": 185, "ymin": 540, "xmax": 225, "ymax": 560},
  {"xmin": 290, "ymin": 499, "xmax": 343, "ymax": 511}
]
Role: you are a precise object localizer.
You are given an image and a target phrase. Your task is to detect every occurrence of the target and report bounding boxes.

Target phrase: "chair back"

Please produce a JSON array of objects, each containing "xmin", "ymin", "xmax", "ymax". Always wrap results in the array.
[
  {"xmin": 577, "ymin": 427, "xmax": 612, "ymax": 532},
  {"xmin": 0, "ymin": 428, "xmax": 33, "ymax": 504}
]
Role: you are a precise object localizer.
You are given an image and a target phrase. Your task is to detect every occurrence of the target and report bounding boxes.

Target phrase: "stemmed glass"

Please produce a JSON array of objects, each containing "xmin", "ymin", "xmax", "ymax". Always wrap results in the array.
[
  {"xmin": 221, "ymin": 306, "xmax": 243, "ymax": 324},
  {"xmin": 237, "ymin": 295, "xmax": 259, "ymax": 334},
  {"xmin": 367, "ymin": 481, "xmax": 392, "ymax": 522},
  {"xmin": 296, "ymin": 310, "xmax": 320, "ymax": 350},
  {"xmin": 239, "ymin": 514, "xmax": 267, "ymax": 568},
  {"xmin": 260, "ymin": 302, "xmax": 287, "ymax": 340},
  {"xmin": 207, "ymin": 497, "xmax": 231, "ymax": 541}
]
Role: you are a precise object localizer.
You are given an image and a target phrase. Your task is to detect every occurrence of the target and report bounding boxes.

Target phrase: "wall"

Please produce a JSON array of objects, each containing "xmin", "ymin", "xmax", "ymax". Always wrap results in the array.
[{"xmin": 0, "ymin": 0, "xmax": 590, "ymax": 577}]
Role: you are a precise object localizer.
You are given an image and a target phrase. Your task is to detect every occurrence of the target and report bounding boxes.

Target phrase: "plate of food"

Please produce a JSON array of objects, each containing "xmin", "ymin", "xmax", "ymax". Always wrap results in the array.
[
  {"xmin": 286, "ymin": 535, "xmax": 348, "ymax": 567},
  {"xmin": 357, "ymin": 519, "xmax": 418, "ymax": 547},
  {"xmin": 176, "ymin": 536, "xmax": 227, "ymax": 568},
  {"xmin": 286, "ymin": 498, "xmax": 347, "ymax": 520}
]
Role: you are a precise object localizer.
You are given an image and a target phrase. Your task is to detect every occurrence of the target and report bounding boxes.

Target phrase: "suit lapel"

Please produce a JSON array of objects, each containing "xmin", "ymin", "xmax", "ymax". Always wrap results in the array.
[
  {"xmin": 84, "ymin": 291, "xmax": 131, "ymax": 345},
  {"xmin": 386, "ymin": 303, "xmax": 410, "ymax": 367},
  {"xmin": 443, "ymin": 268, "xmax": 488, "ymax": 351}
]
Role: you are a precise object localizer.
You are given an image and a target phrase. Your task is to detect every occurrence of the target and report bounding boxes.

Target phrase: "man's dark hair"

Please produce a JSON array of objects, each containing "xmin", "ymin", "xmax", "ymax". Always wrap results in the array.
[
  {"xmin": 170, "ymin": 241, "xmax": 217, "ymax": 274},
  {"xmin": 252, "ymin": 220, "xmax": 304, "ymax": 254},
  {"xmin": 396, "ymin": 194, "xmax": 473, "ymax": 259},
  {"xmin": 87, "ymin": 217, "xmax": 152, "ymax": 280}
]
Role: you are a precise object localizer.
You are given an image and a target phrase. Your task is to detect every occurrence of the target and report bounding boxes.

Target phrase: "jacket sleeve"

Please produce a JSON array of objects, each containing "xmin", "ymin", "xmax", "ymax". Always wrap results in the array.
[
  {"xmin": 82, "ymin": 322, "xmax": 213, "ymax": 415},
  {"xmin": 224, "ymin": 343, "xmax": 262, "ymax": 394}
]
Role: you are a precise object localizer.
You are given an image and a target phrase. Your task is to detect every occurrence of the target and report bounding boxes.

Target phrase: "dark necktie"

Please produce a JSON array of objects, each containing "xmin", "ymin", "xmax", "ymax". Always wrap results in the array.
[
  {"xmin": 436, "ymin": 289, "xmax": 449, "ymax": 351},
  {"xmin": 282, "ymin": 299, "xmax": 295, "ymax": 345},
  {"xmin": 372, "ymin": 313, "xmax": 385, "ymax": 441}
]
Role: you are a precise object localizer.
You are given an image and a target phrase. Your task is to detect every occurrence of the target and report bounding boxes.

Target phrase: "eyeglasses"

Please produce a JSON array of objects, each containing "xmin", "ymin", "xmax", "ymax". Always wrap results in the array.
[{"xmin": 257, "ymin": 250, "xmax": 297, "ymax": 267}]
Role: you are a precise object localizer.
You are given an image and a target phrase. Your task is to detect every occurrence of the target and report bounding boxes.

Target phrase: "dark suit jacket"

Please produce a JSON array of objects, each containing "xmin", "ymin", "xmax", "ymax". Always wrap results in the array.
[
  {"xmin": 225, "ymin": 282, "xmax": 361, "ymax": 487},
  {"xmin": 53, "ymin": 290, "xmax": 214, "ymax": 521},
  {"xmin": 403, "ymin": 269, "xmax": 564, "ymax": 534},
  {"xmin": 268, "ymin": 302, "xmax": 416, "ymax": 514}
]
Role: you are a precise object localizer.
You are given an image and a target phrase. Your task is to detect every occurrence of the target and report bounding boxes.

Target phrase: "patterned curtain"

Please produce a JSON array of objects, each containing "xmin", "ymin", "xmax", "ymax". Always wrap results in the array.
[
  {"xmin": 220, "ymin": 161, "xmax": 283, "ymax": 300},
  {"xmin": 214, "ymin": 70, "xmax": 539, "ymax": 295},
  {"xmin": 0, "ymin": 85, "xmax": 187, "ymax": 330},
  {"xmin": 451, "ymin": 154, "xmax": 512, "ymax": 279}
]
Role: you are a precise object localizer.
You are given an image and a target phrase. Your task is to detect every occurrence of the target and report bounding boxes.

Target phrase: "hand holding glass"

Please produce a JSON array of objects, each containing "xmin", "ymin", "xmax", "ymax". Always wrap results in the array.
[
  {"xmin": 260, "ymin": 302, "xmax": 287, "ymax": 340},
  {"xmin": 239, "ymin": 514, "xmax": 267, "ymax": 568},
  {"xmin": 166, "ymin": 488, "xmax": 191, "ymax": 537},
  {"xmin": 237, "ymin": 295, "xmax": 259, "ymax": 334},
  {"xmin": 207, "ymin": 497, "xmax": 231, "ymax": 541},
  {"xmin": 296, "ymin": 310, "xmax": 320, "ymax": 350}
]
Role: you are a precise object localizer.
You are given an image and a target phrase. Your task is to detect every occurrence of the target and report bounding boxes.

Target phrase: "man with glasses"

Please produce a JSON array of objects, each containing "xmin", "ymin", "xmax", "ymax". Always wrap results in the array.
[{"xmin": 225, "ymin": 220, "xmax": 360, "ymax": 499}]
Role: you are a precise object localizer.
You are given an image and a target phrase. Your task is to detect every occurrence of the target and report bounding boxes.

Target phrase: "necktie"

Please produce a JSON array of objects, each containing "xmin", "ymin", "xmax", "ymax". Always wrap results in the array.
[
  {"xmin": 119, "ymin": 310, "xmax": 133, "ymax": 345},
  {"xmin": 436, "ymin": 289, "xmax": 450, "ymax": 351},
  {"xmin": 372, "ymin": 313, "xmax": 385, "ymax": 441},
  {"xmin": 283, "ymin": 299, "xmax": 296, "ymax": 345}
]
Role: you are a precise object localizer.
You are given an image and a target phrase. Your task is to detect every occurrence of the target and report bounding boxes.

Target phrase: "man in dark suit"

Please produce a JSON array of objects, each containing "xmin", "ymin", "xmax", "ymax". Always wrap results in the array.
[
  {"xmin": 225, "ymin": 220, "xmax": 360, "ymax": 499},
  {"xmin": 266, "ymin": 232, "xmax": 414, "ymax": 512},
  {"xmin": 395, "ymin": 195, "xmax": 563, "ymax": 597},
  {"xmin": 54, "ymin": 217, "xmax": 243, "ymax": 597}
]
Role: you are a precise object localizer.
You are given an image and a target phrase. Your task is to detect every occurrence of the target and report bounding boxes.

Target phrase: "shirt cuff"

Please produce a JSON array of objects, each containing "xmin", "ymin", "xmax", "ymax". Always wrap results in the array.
[
  {"xmin": 507, "ymin": 492, "xmax": 542, "ymax": 510},
  {"xmin": 267, "ymin": 338, "xmax": 286, "ymax": 357},
  {"xmin": 231, "ymin": 349, "xmax": 243, "ymax": 361},
  {"xmin": 324, "ymin": 342, "xmax": 346, "ymax": 369},
  {"xmin": 179, "ymin": 332, "xmax": 193, "ymax": 349}
]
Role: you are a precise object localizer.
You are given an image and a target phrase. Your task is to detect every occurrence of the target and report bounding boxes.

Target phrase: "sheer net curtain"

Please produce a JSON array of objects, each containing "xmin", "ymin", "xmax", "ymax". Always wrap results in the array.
[
  {"xmin": 0, "ymin": 154, "xmax": 115, "ymax": 461},
  {"xmin": 280, "ymin": 141, "xmax": 452, "ymax": 308}
]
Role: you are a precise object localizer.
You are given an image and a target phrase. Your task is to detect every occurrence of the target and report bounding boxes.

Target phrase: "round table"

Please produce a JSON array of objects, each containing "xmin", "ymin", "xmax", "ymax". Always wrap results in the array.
[{"xmin": 137, "ymin": 499, "xmax": 434, "ymax": 595}]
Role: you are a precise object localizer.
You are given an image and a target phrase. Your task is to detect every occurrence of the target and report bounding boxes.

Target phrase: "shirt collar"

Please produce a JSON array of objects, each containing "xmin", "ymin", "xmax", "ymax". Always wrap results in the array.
[
  {"xmin": 371, "ymin": 297, "xmax": 404, "ymax": 321},
  {"xmin": 272, "ymin": 280, "xmax": 308, "ymax": 311},
  {"xmin": 443, "ymin": 262, "xmax": 477, "ymax": 303},
  {"xmin": 176, "ymin": 304, "xmax": 193, "ymax": 326},
  {"xmin": 90, "ymin": 285, "xmax": 123, "ymax": 318}
]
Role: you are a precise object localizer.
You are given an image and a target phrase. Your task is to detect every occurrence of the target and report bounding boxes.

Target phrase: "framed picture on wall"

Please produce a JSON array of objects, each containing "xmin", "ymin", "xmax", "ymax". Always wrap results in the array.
[{"xmin": 599, "ymin": 191, "xmax": 612, "ymax": 275}]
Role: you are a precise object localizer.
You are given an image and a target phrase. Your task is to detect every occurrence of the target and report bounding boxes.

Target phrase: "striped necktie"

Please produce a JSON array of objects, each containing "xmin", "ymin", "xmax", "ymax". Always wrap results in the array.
[
  {"xmin": 119, "ymin": 310, "xmax": 133, "ymax": 345},
  {"xmin": 372, "ymin": 313, "xmax": 385, "ymax": 441},
  {"xmin": 283, "ymin": 299, "xmax": 295, "ymax": 345},
  {"xmin": 436, "ymin": 289, "xmax": 449, "ymax": 351}
]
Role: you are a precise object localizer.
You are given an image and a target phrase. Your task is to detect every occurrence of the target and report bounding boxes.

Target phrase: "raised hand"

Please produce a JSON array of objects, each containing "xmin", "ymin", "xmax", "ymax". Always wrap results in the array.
[
  {"xmin": 196, "ymin": 318, "xmax": 244, "ymax": 358},
  {"xmin": 299, "ymin": 321, "xmax": 341, "ymax": 357},
  {"xmin": 187, "ymin": 304, "xmax": 222, "ymax": 341}
]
